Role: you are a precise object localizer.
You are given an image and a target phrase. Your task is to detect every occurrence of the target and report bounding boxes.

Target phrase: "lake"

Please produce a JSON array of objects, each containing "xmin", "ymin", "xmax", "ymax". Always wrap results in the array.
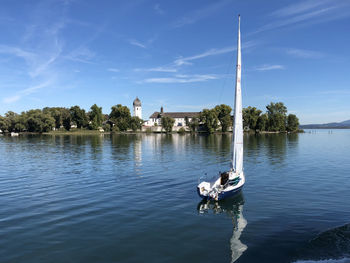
[{"xmin": 0, "ymin": 130, "xmax": 350, "ymax": 263}]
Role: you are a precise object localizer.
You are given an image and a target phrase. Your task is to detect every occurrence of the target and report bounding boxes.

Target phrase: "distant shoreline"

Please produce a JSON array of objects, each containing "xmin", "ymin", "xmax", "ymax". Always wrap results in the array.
[
  {"xmin": 300, "ymin": 126, "xmax": 350, "ymax": 129},
  {"xmin": 0, "ymin": 129, "xmax": 308, "ymax": 136}
]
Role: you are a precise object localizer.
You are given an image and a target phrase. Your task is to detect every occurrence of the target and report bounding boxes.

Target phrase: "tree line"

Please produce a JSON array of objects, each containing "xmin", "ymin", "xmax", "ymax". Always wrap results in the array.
[
  {"xmin": 161, "ymin": 102, "xmax": 299, "ymax": 133},
  {"xmin": 0, "ymin": 101, "xmax": 299, "ymax": 134},
  {"xmin": 0, "ymin": 104, "xmax": 143, "ymax": 133}
]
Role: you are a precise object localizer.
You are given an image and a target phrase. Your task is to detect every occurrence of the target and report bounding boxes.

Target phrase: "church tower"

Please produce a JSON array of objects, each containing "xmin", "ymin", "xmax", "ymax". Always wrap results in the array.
[{"xmin": 133, "ymin": 97, "xmax": 142, "ymax": 119}]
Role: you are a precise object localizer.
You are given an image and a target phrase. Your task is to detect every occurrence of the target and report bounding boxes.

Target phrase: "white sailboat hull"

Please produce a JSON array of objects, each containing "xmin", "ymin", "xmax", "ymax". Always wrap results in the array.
[{"xmin": 197, "ymin": 172, "xmax": 245, "ymax": 201}]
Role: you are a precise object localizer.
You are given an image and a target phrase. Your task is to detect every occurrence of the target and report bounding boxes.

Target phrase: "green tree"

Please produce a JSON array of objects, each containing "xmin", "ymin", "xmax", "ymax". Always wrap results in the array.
[
  {"xmin": 185, "ymin": 116, "xmax": 189, "ymax": 126},
  {"xmin": 0, "ymin": 115, "xmax": 10, "ymax": 132},
  {"xmin": 103, "ymin": 123, "xmax": 111, "ymax": 132},
  {"xmin": 200, "ymin": 109, "xmax": 219, "ymax": 133},
  {"xmin": 25, "ymin": 109, "xmax": 55, "ymax": 132},
  {"xmin": 89, "ymin": 104, "xmax": 103, "ymax": 130},
  {"xmin": 266, "ymin": 102, "xmax": 287, "ymax": 131},
  {"xmin": 214, "ymin": 104, "xmax": 232, "ymax": 132},
  {"xmin": 43, "ymin": 107, "xmax": 71, "ymax": 130},
  {"xmin": 109, "ymin": 104, "xmax": 131, "ymax": 131},
  {"xmin": 243, "ymin": 106, "xmax": 262, "ymax": 131},
  {"xmin": 43, "ymin": 107, "xmax": 60, "ymax": 129},
  {"xmin": 5, "ymin": 111, "xmax": 19, "ymax": 132},
  {"xmin": 256, "ymin": 113, "xmax": 268, "ymax": 131},
  {"xmin": 287, "ymin": 114, "xmax": 299, "ymax": 132},
  {"xmin": 178, "ymin": 127, "xmax": 186, "ymax": 134},
  {"xmin": 61, "ymin": 109, "xmax": 71, "ymax": 130},
  {"xmin": 189, "ymin": 117, "xmax": 199, "ymax": 132},
  {"xmin": 161, "ymin": 116, "xmax": 175, "ymax": 133},
  {"xmin": 130, "ymin": 116, "xmax": 143, "ymax": 131},
  {"xmin": 70, "ymin": 106, "xmax": 88, "ymax": 129}
]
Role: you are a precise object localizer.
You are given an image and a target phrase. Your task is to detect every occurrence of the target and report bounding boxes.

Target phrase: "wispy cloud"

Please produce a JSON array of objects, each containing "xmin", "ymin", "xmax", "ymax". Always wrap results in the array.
[
  {"xmin": 129, "ymin": 39, "xmax": 147, "ymax": 49},
  {"xmin": 3, "ymin": 80, "xmax": 52, "ymax": 103},
  {"xmin": 255, "ymin": 64, "xmax": 285, "ymax": 71},
  {"xmin": 270, "ymin": 0, "xmax": 332, "ymax": 17},
  {"xmin": 65, "ymin": 46, "xmax": 95, "ymax": 64},
  {"xmin": 174, "ymin": 41, "xmax": 257, "ymax": 66},
  {"xmin": 172, "ymin": 104, "xmax": 214, "ymax": 110},
  {"xmin": 128, "ymin": 35, "xmax": 158, "ymax": 49},
  {"xmin": 0, "ymin": 45, "xmax": 36, "ymax": 62},
  {"xmin": 108, "ymin": 68, "xmax": 120, "ymax": 73},
  {"xmin": 172, "ymin": 0, "xmax": 231, "ymax": 28},
  {"xmin": 134, "ymin": 67, "xmax": 177, "ymax": 73},
  {"xmin": 0, "ymin": 42, "xmax": 63, "ymax": 78},
  {"xmin": 154, "ymin": 4, "xmax": 164, "ymax": 15},
  {"xmin": 142, "ymin": 74, "xmax": 217, "ymax": 84},
  {"xmin": 286, "ymin": 48, "xmax": 324, "ymax": 59},
  {"xmin": 30, "ymin": 42, "xmax": 63, "ymax": 78},
  {"xmin": 319, "ymin": 89, "xmax": 350, "ymax": 95},
  {"xmin": 252, "ymin": 0, "xmax": 350, "ymax": 34}
]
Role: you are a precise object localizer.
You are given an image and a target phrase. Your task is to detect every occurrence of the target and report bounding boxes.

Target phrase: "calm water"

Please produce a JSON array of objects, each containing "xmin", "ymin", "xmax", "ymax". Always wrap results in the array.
[{"xmin": 0, "ymin": 130, "xmax": 350, "ymax": 263}]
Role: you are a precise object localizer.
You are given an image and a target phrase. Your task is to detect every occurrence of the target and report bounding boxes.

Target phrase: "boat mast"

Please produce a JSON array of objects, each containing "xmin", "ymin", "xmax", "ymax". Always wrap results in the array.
[{"xmin": 231, "ymin": 15, "xmax": 243, "ymax": 174}]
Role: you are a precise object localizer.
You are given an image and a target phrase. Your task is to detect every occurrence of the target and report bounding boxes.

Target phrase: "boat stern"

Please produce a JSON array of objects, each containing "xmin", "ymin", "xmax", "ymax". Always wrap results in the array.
[{"xmin": 197, "ymin": 181, "xmax": 211, "ymax": 199}]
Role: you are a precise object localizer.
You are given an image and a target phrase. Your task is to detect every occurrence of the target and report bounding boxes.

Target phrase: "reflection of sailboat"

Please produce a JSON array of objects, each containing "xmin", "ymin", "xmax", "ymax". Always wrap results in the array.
[
  {"xmin": 197, "ymin": 194, "xmax": 247, "ymax": 262},
  {"xmin": 197, "ymin": 15, "xmax": 245, "ymax": 200}
]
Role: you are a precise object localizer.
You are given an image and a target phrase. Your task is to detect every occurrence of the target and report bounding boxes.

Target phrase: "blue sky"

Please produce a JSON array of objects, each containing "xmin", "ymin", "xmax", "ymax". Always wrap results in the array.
[{"xmin": 0, "ymin": 0, "xmax": 349, "ymax": 124}]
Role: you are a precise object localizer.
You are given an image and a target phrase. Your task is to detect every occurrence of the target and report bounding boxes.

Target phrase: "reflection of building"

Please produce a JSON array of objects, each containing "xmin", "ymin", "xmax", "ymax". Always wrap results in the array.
[
  {"xmin": 198, "ymin": 195, "xmax": 247, "ymax": 263},
  {"xmin": 133, "ymin": 136, "xmax": 142, "ymax": 169},
  {"xmin": 146, "ymin": 106, "xmax": 200, "ymax": 127},
  {"xmin": 133, "ymin": 97, "xmax": 142, "ymax": 119}
]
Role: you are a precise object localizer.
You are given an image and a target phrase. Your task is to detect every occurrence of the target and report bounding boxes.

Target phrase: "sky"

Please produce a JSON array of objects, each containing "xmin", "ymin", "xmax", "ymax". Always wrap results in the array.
[{"xmin": 0, "ymin": 0, "xmax": 349, "ymax": 124}]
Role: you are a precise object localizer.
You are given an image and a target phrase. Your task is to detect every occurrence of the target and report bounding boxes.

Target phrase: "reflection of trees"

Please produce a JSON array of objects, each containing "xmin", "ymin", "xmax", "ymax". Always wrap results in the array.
[
  {"xmin": 245, "ymin": 133, "xmax": 299, "ymax": 165},
  {"xmin": 197, "ymin": 194, "xmax": 247, "ymax": 263},
  {"xmin": 110, "ymin": 134, "xmax": 133, "ymax": 161},
  {"xmin": 266, "ymin": 134, "xmax": 287, "ymax": 164},
  {"xmin": 198, "ymin": 134, "xmax": 232, "ymax": 162},
  {"xmin": 287, "ymin": 133, "xmax": 299, "ymax": 147},
  {"xmin": 195, "ymin": 133, "xmax": 299, "ymax": 166}
]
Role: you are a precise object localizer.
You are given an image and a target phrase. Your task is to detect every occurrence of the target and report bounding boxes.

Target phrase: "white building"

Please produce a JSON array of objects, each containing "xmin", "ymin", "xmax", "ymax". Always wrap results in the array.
[
  {"xmin": 133, "ymin": 97, "xmax": 142, "ymax": 119},
  {"xmin": 145, "ymin": 106, "xmax": 200, "ymax": 127}
]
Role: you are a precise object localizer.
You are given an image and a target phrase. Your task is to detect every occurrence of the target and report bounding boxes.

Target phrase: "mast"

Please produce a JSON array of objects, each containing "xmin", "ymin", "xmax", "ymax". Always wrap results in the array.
[{"xmin": 231, "ymin": 15, "xmax": 243, "ymax": 174}]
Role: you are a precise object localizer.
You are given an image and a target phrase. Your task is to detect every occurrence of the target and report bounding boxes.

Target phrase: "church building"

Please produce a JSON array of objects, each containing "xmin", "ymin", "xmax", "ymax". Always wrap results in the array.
[
  {"xmin": 133, "ymin": 97, "xmax": 142, "ymax": 119},
  {"xmin": 146, "ymin": 106, "xmax": 199, "ymax": 127}
]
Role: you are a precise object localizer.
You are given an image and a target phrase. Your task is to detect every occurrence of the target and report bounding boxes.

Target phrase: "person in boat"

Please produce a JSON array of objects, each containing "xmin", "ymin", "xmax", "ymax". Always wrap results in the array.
[{"xmin": 220, "ymin": 172, "xmax": 230, "ymax": 186}]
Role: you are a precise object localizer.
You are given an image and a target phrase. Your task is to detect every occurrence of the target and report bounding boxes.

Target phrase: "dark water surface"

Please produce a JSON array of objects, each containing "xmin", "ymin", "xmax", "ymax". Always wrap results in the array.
[{"xmin": 1, "ymin": 130, "xmax": 350, "ymax": 263}]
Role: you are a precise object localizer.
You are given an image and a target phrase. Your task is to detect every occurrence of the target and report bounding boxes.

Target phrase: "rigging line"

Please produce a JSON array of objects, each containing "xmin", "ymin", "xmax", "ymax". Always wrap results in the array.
[{"xmin": 217, "ymin": 50, "xmax": 235, "ymax": 106}]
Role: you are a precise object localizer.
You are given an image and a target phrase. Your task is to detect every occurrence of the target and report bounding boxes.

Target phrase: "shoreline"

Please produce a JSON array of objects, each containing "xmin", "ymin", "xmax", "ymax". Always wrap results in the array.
[{"xmin": 0, "ymin": 129, "xmax": 305, "ymax": 136}]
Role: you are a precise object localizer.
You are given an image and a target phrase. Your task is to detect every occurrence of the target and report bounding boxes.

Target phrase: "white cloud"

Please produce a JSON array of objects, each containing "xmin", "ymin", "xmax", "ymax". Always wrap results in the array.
[
  {"xmin": 108, "ymin": 68, "xmax": 120, "ymax": 73},
  {"xmin": 0, "ymin": 42, "xmax": 63, "ymax": 78},
  {"xmin": 174, "ymin": 41, "xmax": 257, "ymax": 66},
  {"xmin": 3, "ymin": 95, "xmax": 21, "ymax": 104},
  {"xmin": 0, "ymin": 45, "xmax": 35, "ymax": 63},
  {"xmin": 172, "ymin": 104, "xmax": 214, "ymax": 110},
  {"xmin": 252, "ymin": 0, "xmax": 350, "ymax": 34},
  {"xmin": 286, "ymin": 48, "xmax": 324, "ymax": 59},
  {"xmin": 66, "ymin": 46, "xmax": 95, "ymax": 64},
  {"xmin": 270, "ymin": 0, "xmax": 332, "ymax": 17},
  {"xmin": 30, "ymin": 44, "xmax": 63, "ymax": 78},
  {"xmin": 255, "ymin": 64, "xmax": 285, "ymax": 71},
  {"xmin": 3, "ymin": 81, "xmax": 52, "ymax": 104},
  {"xmin": 134, "ymin": 67, "xmax": 177, "ymax": 73},
  {"xmin": 172, "ymin": 0, "xmax": 231, "ymax": 28},
  {"xmin": 129, "ymin": 39, "xmax": 147, "ymax": 49},
  {"xmin": 154, "ymin": 4, "xmax": 164, "ymax": 15},
  {"xmin": 142, "ymin": 74, "xmax": 217, "ymax": 84}
]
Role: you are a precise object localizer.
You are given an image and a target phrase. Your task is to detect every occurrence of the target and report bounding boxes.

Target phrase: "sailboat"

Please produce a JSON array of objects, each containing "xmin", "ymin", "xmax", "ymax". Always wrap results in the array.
[{"xmin": 197, "ymin": 15, "xmax": 245, "ymax": 201}]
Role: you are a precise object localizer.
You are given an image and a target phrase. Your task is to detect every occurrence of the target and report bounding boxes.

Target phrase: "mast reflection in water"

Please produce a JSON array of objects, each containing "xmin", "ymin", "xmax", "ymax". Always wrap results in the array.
[{"xmin": 197, "ymin": 194, "xmax": 247, "ymax": 263}]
